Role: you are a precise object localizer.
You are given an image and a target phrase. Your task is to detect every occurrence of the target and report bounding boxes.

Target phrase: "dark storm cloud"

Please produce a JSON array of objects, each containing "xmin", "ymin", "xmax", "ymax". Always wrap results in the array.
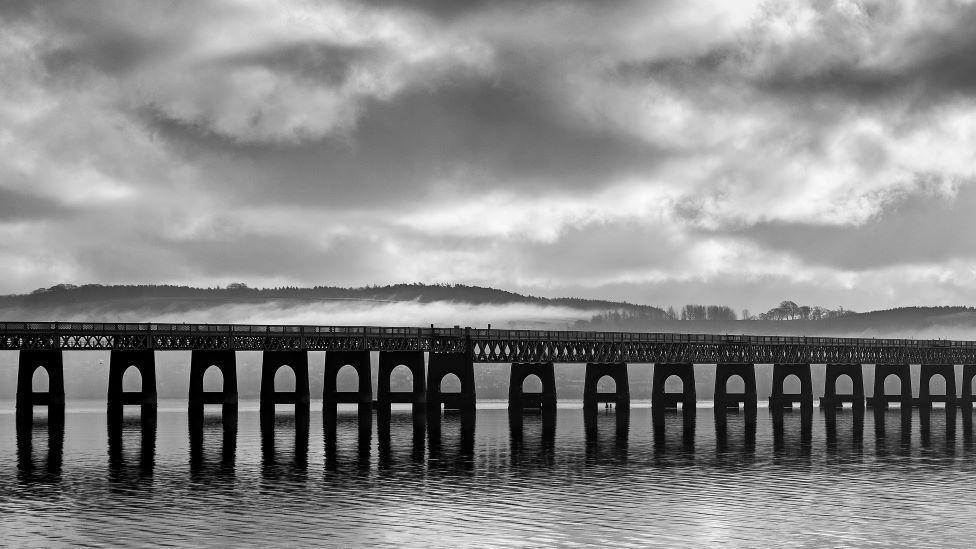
[
  {"xmin": 142, "ymin": 79, "xmax": 668, "ymax": 207},
  {"xmin": 725, "ymin": 180, "xmax": 976, "ymax": 270},
  {"xmin": 218, "ymin": 43, "xmax": 380, "ymax": 87},
  {"xmin": 0, "ymin": 187, "xmax": 69, "ymax": 220}
]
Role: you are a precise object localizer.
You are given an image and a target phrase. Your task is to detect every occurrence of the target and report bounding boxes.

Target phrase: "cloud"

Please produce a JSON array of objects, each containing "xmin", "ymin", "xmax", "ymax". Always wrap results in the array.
[{"xmin": 2, "ymin": 0, "xmax": 976, "ymax": 312}]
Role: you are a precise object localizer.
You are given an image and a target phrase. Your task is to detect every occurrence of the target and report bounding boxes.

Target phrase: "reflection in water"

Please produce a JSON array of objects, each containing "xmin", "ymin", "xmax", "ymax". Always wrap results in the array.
[
  {"xmin": 377, "ymin": 408, "xmax": 425, "ymax": 469},
  {"xmin": 16, "ymin": 407, "xmax": 64, "ymax": 483},
  {"xmin": 260, "ymin": 405, "xmax": 309, "ymax": 482},
  {"xmin": 873, "ymin": 407, "xmax": 913, "ymax": 457},
  {"xmin": 823, "ymin": 406, "xmax": 865, "ymax": 457},
  {"xmin": 428, "ymin": 410, "xmax": 475, "ymax": 471},
  {"xmin": 652, "ymin": 407, "xmax": 695, "ymax": 465},
  {"xmin": 509, "ymin": 409, "xmax": 556, "ymax": 466},
  {"xmin": 188, "ymin": 404, "xmax": 237, "ymax": 481},
  {"xmin": 771, "ymin": 407, "xmax": 812, "ymax": 460},
  {"xmin": 919, "ymin": 406, "xmax": 956, "ymax": 453},
  {"xmin": 584, "ymin": 407, "xmax": 629, "ymax": 463},
  {"xmin": 325, "ymin": 408, "xmax": 372, "ymax": 472},
  {"xmin": 714, "ymin": 406, "xmax": 756, "ymax": 456},
  {"xmin": 107, "ymin": 404, "xmax": 157, "ymax": 484},
  {"xmin": 8, "ymin": 405, "xmax": 976, "ymax": 546}
]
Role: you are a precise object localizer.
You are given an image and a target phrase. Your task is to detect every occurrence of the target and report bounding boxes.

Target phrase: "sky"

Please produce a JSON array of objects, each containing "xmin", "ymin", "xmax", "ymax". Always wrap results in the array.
[{"xmin": 2, "ymin": 0, "xmax": 976, "ymax": 313}]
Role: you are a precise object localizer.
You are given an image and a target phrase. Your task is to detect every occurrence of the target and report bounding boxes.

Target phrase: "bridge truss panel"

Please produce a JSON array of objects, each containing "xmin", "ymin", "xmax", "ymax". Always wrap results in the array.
[{"xmin": 1, "ymin": 322, "xmax": 975, "ymax": 365}]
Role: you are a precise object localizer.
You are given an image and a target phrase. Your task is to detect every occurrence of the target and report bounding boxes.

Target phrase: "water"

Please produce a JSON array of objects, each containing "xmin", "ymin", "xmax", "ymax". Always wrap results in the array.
[{"xmin": 0, "ymin": 401, "xmax": 973, "ymax": 548}]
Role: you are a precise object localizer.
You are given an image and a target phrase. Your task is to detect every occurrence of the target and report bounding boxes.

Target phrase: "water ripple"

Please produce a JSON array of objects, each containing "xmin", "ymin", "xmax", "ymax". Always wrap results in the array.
[{"xmin": 1, "ymin": 405, "xmax": 976, "ymax": 547}]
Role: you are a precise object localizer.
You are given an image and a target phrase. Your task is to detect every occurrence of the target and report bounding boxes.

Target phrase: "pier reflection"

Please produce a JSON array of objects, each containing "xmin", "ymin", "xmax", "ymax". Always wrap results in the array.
[
  {"xmin": 584, "ymin": 407, "xmax": 629, "ymax": 464},
  {"xmin": 873, "ymin": 407, "xmax": 913, "ymax": 457},
  {"xmin": 377, "ymin": 408, "xmax": 425, "ymax": 470},
  {"xmin": 770, "ymin": 407, "xmax": 812, "ymax": 461},
  {"xmin": 107, "ymin": 405, "xmax": 157, "ymax": 484},
  {"xmin": 188, "ymin": 404, "xmax": 238, "ymax": 481},
  {"xmin": 15, "ymin": 407, "xmax": 64, "ymax": 483},
  {"xmin": 651, "ymin": 407, "xmax": 695, "ymax": 464},
  {"xmin": 919, "ymin": 406, "xmax": 956, "ymax": 454},
  {"xmin": 260, "ymin": 406, "xmax": 309, "ymax": 482},
  {"xmin": 326, "ymin": 409, "xmax": 373, "ymax": 473},
  {"xmin": 428, "ymin": 410, "xmax": 475, "ymax": 471},
  {"xmin": 714, "ymin": 407, "xmax": 756, "ymax": 459},
  {"xmin": 509, "ymin": 409, "xmax": 556, "ymax": 466},
  {"xmin": 823, "ymin": 406, "xmax": 865, "ymax": 458}
]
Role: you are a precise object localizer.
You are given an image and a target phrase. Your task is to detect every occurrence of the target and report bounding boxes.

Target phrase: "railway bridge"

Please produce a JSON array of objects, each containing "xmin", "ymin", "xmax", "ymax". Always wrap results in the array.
[{"xmin": 7, "ymin": 321, "xmax": 976, "ymax": 418}]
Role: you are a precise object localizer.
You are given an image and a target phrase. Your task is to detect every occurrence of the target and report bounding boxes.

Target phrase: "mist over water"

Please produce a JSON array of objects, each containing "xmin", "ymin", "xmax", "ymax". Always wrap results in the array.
[{"xmin": 2, "ymin": 403, "xmax": 975, "ymax": 547}]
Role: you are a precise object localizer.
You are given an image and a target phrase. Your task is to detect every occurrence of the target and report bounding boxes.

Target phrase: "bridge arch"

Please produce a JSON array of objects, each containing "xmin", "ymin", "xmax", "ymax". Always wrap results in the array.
[
  {"xmin": 596, "ymin": 375, "xmax": 617, "ymax": 394},
  {"xmin": 122, "ymin": 364, "xmax": 143, "ymax": 392},
  {"xmin": 782, "ymin": 374, "xmax": 802, "ymax": 394},
  {"xmin": 522, "ymin": 374, "xmax": 543, "ymax": 393},
  {"xmin": 881, "ymin": 373, "xmax": 902, "ymax": 394},
  {"xmin": 202, "ymin": 365, "xmax": 224, "ymax": 392},
  {"xmin": 274, "ymin": 365, "xmax": 297, "ymax": 392},
  {"xmin": 335, "ymin": 363, "xmax": 360, "ymax": 392},
  {"xmin": 388, "ymin": 364, "xmax": 414, "ymax": 391},
  {"xmin": 663, "ymin": 374, "xmax": 684, "ymax": 392},
  {"xmin": 440, "ymin": 373, "xmax": 462, "ymax": 393},
  {"xmin": 834, "ymin": 373, "xmax": 854, "ymax": 394},
  {"xmin": 725, "ymin": 374, "xmax": 745, "ymax": 393},
  {"xmin": 32, "ymin": 367, "xmax": 50, "ymax": 392}
]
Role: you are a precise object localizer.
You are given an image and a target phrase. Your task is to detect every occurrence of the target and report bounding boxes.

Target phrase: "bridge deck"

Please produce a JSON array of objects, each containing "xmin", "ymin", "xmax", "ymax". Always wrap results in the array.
[{"xmin": 2, "ymin": 322, "xmax": 974, "ymax": 364}]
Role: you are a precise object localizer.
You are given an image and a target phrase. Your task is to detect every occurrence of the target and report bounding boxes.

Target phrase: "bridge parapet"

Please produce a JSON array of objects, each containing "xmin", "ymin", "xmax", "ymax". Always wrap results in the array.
[{"xmin": 3, "ymin": 322, "xmax": 976, "ymax": 364}]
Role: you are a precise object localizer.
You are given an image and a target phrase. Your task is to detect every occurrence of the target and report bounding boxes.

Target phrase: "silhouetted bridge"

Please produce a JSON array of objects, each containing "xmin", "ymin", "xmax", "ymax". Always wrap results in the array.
[{"xmin": 7, "ymin": 321, "xmax": 976, "ymax": 417}]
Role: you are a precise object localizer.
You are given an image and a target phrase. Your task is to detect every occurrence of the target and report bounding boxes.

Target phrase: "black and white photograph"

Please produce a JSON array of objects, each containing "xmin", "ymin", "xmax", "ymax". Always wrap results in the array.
[{"xmin": 3, "ymin": 0, "xmax": 976, "ymax": 546}]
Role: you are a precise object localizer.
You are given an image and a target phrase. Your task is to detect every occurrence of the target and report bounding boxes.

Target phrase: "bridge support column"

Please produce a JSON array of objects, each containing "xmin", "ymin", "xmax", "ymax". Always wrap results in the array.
[
  {"xmin": 867, "ymin": 364, "xmax": 912, "ymax": 408},
  {"xmin": 107, "ymin": 350, "xmax": 157, "ymax": 408},
  {"xmin": 259, "ymin": 351, "xmax": 310, "ymax": 413},
  {"xmin": 652, "ymin": 363, "xmax": 695, "ymax": 410},
  {"xmin": 16, "ymin": 410, "xmax": 65, "ymax": 481},
  {"xmin": 188, "ymin": 350, "xmax": 238, "ymax": 407},
  {"xmin": 583, "ymin": 362, "xmax": 630, "ymax": 412},
  {"xmin": 426, "ymin": 353, "xmax": 476, "ymax": 415},
  {"xmin": 509, "ymin": 362, "xmax": 556, "ymax": 414},
  {"xmin": 324, "ymin": 350, "xmax": 372, "ymax": 417},
  {"xmin": 961, "ymin": 365, "xmax": 976, "ymax": 411},
  {"xmin": 768, "ymin": 363, "xmax": 813, "ymax": 410},
  {"xmin": 16, "ymin": 350, "xmax": 65, "ymax": 414},
  {"xmin": 714, "ymin": 363, "xmax": 757, "ymax": 411},
  {"xmin": 377, "ymin": 351, "xmax": 426, "ymax": 415},
  {"xmin": 916, "ymin": 364, "xmax": 956, "ymax": 409},
  {"xmin": 819, "ymin": 364, "xmax": 865, "ymax": 409}
]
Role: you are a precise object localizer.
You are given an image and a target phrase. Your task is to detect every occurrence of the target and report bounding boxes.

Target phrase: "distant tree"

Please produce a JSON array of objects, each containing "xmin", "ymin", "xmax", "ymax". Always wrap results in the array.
[
  {"xmin": 705, "ymin": 305, "xmax": 737, "ymax": 321},
  {"xmin": 680, "ymin": 304, "xmax": 707, "ymax": 320},
  {"xmin": 666, "ymin": 306, "xmax": 677, "ymax": 320}
]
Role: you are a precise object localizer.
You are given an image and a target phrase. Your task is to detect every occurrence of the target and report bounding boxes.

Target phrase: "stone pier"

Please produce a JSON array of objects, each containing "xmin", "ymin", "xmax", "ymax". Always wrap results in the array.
[
  {"xmin": 16, "ymin": 350, "xmax": 65, "ymax": 414},
  {"xmin": 426, "ymin": 352, "xmax": 476, "ymax": 414},
  {"xmin": 916, "ymin": 364, "xmax": 956, "ymax": 409},
  {"xmin": 259, "ymin": 351, "xmax": 310, "ymax": 414},
  {"xmin": 323, "ymin": 350, "xmax": 372, "ymax": 417},
  {"xmin": 867, "ymin": 364, "xmax": 912, "ymax": 408},
  {"xmin": 583, "ymin": 362, "xmax": 630, "ymax": 411},
  {"xmin": 188, "ymin": 350, "xmax": 238, "ymax": 408},
  {"xmin": 713, "ymin": 363, "xmax": 757, "ymax": 411},
  {"xmin": 376, "ymin": 350, "xmax": 426, "ymax": 415},
  {"xmin": 107, "ymin": 350, "xmax": 157, "ymax": 408},
  {"xmin": 768, "ymin": 363, "xmax": 813, "ymax": 410},
  {"xmin": 508, "ymin": 362, "xmax": 557, "ymax": 413},
  {"xmin": 819, "ymin": 364, "xmax": 865, "ymax": 409},
  {"xmin": 651, "ymin": 363, "xmax": 695, "ymax": 410}
]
